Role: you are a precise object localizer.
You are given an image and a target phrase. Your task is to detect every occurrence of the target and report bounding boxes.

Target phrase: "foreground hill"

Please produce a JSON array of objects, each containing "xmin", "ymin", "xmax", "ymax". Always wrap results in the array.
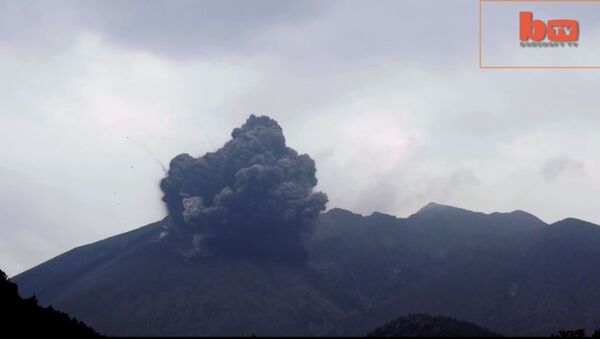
[
  {"xmin": 12, "ymin": 203, "xmax": 600, "ymax": 336},
  {"xmin": 0, "ymin": 269, "xmax": 100, "ymax": 336},
  {"xmin": 367, "ymin": 314, "xmax": 500, "ymax": 337}
]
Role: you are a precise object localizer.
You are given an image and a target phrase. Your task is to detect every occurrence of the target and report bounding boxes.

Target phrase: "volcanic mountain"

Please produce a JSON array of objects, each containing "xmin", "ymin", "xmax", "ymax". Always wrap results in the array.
[{"xmin": 12, "ymin": 116, "xmax": 600, "ymax": 336}]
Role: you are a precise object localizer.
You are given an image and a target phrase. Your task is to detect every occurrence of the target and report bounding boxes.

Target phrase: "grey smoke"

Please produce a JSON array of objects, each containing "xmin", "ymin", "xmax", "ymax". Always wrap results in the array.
[
  {"xmin": 160, "ymin": 115, "xmax": 328, "ymax": 260},
  {"xmin": 542, "ymin": 156, "xmax": 585, "ymax": 182}
]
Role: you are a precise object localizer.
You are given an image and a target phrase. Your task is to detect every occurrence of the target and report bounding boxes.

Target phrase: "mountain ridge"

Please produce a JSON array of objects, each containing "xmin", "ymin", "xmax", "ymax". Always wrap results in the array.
[{"xmin": 12, "ymin": 202, "xmax": 600, "ymax": 336}]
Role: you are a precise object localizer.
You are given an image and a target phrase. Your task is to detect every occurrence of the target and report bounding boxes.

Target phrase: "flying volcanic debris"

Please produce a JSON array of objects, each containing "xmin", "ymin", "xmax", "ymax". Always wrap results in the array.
[
  {"xmin": 126, "ymin": 136, "xmax": 168, "ymax": 173},
  {"xmin": 160, "ymin": 115, "xmax": 328, "ymax": 261}
]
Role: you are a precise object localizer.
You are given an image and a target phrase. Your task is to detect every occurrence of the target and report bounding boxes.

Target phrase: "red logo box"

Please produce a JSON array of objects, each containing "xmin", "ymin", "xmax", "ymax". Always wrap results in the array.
[{"xmin": 479, "ymin": 0, "xmax": 600, "ymax": 69}]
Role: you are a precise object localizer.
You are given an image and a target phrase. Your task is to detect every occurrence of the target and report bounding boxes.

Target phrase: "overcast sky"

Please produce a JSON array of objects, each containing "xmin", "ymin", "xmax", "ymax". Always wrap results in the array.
[{"xmin": 2, "ymin": 0, "xmax": 600, "ymax": 276}]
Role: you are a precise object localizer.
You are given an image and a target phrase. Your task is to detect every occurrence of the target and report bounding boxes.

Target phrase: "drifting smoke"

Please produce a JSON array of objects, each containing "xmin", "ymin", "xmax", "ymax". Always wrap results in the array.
[{"xmin": 160, "ymin": 115, "xmax": 328, "ymax": 260}]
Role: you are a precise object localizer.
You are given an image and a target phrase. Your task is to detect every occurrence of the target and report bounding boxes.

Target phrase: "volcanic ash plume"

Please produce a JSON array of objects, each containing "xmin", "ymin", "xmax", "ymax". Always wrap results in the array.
[{"xmin": 160, "ymin": 115, "xmax": 328, "ymax": 259}]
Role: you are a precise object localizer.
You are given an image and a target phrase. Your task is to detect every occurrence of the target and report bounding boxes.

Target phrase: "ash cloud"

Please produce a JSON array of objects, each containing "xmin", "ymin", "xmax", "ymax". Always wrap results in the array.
[
  {"xmin": 542, "ymin": 156, "xmax": 585, "ymax": 182},
  {"xmin": 160, "ymin": 115, "xmax": 328, "ymax": 260}
]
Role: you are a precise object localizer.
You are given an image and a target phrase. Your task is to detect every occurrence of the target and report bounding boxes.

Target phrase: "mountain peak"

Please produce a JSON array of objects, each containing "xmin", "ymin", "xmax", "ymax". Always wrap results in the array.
[
  {"xmin": 551, "ymin": 217, "xmax": 599, "ymax": 229},
  {"xmin": 368, "ymin": 211, "xmax": 399, "ymax": 220},
  {"xmin": 416, "ymin": 202, "xmax": 472, "ymax": 215},
  {"xmin": 367, "ymin": 314, "xmax": 500, "ymax": 337},
  {"xmin": 501, "ymin": 209, "xmax": 547, "ymax": 225}
]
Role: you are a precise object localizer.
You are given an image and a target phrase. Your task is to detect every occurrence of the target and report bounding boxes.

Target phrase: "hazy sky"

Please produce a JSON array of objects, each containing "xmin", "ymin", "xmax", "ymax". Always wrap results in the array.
[{"xmin": 2, "ymin": 0, "xmax": 600, "ymax": 276}]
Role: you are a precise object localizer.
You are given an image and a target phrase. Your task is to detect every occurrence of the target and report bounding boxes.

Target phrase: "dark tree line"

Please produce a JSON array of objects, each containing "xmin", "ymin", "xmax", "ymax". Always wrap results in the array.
[
  {"xmin": 0, "ymin": 269, "xmax": 101, "ymax": 337},
  {"xmin": 552, "ymin": 329, "xmax": 600, "ymax": 337}
]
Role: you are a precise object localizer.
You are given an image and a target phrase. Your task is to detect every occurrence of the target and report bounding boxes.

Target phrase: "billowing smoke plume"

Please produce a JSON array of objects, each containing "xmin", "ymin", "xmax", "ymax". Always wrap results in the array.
[{"xmin": 160, "ymin": 115, "xmax": 328, "ymax": 260}]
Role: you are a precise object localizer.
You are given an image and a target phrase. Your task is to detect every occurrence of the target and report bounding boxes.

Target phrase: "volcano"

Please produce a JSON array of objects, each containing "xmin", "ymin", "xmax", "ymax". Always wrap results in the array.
[{"xmin": 12, "ymin": 116, "xmax": 600, "ymax": 336}]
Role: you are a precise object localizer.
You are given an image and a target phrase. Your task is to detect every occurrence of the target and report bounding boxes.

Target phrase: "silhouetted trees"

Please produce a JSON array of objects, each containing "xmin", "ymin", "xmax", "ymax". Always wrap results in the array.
[
  {"xmin": 551, "ymin": 328, "xmax": 600, "ymax": 338},
  {"xmin": 0, "ymin": 269, "xmax": 101, "ymax": 336},
  {"xmin": 367, "ymin": 314, "xmax": 500, "ymax": 337}
]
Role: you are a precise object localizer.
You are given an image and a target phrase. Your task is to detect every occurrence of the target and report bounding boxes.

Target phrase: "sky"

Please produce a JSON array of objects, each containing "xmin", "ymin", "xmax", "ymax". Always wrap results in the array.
[{"xmin": 1, "ymin": 0, "xmax": 600, "ymax": 276}]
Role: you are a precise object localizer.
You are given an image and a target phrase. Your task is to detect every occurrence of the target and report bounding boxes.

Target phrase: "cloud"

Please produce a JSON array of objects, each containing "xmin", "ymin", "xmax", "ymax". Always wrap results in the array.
[
  {"xmin": 2, "ymin": 0, "xmax": 600, "ymax": 276},
  {"xmin": 0, "ymin": 0, "xmax": 326, "ymax": 58},
  {"xmin": 0, "ymin": 0, "xmax": 477, "ymax": 65},
  {"xmin": 77, "ymin": 0, "xmax": 326, "ymax": 59},
  {"xmin": 542, "ymin": 156, "xmax": 586, "ymax": 182}
]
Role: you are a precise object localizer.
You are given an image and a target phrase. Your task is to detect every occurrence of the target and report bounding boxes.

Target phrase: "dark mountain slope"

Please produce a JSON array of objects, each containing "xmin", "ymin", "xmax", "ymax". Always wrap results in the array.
[
  {"xmin": 367, "ymin": 314, "xmax": 500, "ymax": 337},
  {"xmin": 0, "ymin": 269, "xmax": 100, "ymax": 336},
  {"xmin": 15, "ymin": 219, "xmax": 167, "ymax": 303},
  {"xmin": 309, "ymin": 207, "xmax": 600, "ymax": 336},
  {"xmin": 12, "ymin": 204, "xmax": 600, "ymax": 336},
  {"xmin": 13, "ymin": 219, "xmax": 358, "ymax": 336}
]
